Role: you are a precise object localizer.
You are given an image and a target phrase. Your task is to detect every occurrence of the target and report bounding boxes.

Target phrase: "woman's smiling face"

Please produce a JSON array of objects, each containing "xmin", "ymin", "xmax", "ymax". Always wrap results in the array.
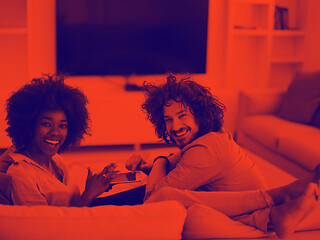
[{"xmin": 28, "ymin": 110, "xmax": 68, "ymax": 157}]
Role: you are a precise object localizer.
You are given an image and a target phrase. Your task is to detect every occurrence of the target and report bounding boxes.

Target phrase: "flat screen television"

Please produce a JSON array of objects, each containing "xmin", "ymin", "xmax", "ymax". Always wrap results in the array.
[{"xmin": 56, "ymin": 0, "xmax": 208, "ymax": 76}]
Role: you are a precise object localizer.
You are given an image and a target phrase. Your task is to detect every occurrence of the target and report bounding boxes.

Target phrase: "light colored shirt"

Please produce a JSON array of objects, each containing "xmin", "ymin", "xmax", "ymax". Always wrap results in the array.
[
  {"xmin": 152, "ymin": 129, "xmax": 267, "ymax": 193},
  {"xmin": 6, "ymin": 153, "xmax": 79, "ymax": 206}
]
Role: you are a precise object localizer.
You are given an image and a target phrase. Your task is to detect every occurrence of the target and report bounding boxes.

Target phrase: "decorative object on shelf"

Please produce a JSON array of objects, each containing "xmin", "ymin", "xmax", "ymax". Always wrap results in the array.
[{"xmin": 274, "ymin": 6, "xmax": 289, "ymax": 30}]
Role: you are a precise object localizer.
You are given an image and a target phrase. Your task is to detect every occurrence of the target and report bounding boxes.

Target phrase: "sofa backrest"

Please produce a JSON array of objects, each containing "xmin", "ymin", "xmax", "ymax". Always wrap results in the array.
[
  {"xmin": 238, "ymin": 89, "xmax": 285, "ymax": 116},
  {"xmin": 0, "ymin": 200, "xmax": 187, "ymax": 240}
]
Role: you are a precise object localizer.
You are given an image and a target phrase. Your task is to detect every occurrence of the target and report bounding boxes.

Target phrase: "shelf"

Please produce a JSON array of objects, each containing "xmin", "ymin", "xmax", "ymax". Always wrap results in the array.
[
  {"xmin": 235, "ymin": 0, "xmax": 271, "ymax": 5},
  {"xmin": 233, "ymin": 28, "xmax": 305, "ymax": 37},
  {"xmin": 271, "ymin": 58, "xmax": 304, "ymax": 64},
  {"xmin": 272, "ymin": 30, "xmax": 305, "ymax": 37},
  {"xmin": 0, "ymin": 0, "xmax": 27, "ymax": 29},
  {"xmin": 0, "ymin": 28, "xmax": 28, "ymax": 34},
  {"xmin": 234, "ymin": 29, "xmax": 268, "ymax": 36}
]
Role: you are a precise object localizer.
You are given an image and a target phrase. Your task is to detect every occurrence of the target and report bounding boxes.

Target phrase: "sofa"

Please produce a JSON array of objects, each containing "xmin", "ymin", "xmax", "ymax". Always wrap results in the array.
[
  {"xmin": 0, "ymin": 151, "xmax": 188, "ymax": 240},
  {"xmin": 2, "ymin": 153, "xmax": 320, "ymax": 240},
  {"xmin": 1, "ymin": 70, "xmax": 320, "ymax": 239},
  {"xmin": 3, "ymin": 147, "xmax": 320, "ymax": 240},
  {"xmin": 0, "ymin": 171, "xmax": 188, "ymax": 240},
  {"xmin": 236, "ymin": 71, "xmax": 320, "ymax": 179},
  {"xmin": 0, "ymin": 199, "xmax": 187, "ymax": 240}
]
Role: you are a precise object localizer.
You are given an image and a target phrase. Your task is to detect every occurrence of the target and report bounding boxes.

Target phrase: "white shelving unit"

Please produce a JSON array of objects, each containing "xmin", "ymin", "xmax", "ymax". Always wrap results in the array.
[
  {"xmin": 0, "ymin": 0, "xmax": 56, "ymax": 90},
  {"xmin": 226, "ymin": 0, "xmax": 308, "ymax": 89},
  {"xmin": 0, "ymin": 0, "xmax": 28, "ymax": 90},
  {"xmin": 0, "ymin": 1, "xmax": 29, "ymax": 147},
  {"xmin": 0, "ymin": 28, "xmax": 28, "ymax": 34},
  {"xmin": 0, "ymin": 0, "xmax": 57, "ymax": 148}
]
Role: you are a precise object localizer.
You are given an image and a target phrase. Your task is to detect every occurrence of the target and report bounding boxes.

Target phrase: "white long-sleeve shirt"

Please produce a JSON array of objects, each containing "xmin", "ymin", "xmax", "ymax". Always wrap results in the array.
[
  {"xmin": 7, "ymin": 153, "xmax": 79, "ymax": 206},
  {"xmin": 148, "ymin": 129, "xmax": 267, "ymax": 196}
]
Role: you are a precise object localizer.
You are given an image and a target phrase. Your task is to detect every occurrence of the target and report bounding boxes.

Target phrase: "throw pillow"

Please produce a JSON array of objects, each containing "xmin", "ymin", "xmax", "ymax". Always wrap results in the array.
[{"xmin": 277, "ymin": 71, "xmax": 320, "ymax": 124}]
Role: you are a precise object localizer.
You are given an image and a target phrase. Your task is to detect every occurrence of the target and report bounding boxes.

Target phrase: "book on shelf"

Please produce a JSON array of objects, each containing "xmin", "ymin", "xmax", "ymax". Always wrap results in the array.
[
  {"xmin": 281, "ymin": 7, "xmax": 289, "ymax": 29},
  {"xmin": 274, "ymin": 6, "xmax": 289, "ymax": 30}
]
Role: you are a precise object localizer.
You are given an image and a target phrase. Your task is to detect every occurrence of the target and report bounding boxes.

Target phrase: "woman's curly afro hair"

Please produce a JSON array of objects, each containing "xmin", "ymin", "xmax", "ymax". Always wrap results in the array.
[
  {"xmin": 5, "ymin": 74, "xmax": 90, "ymax": 151},
  {"xmin": 142, "ymin": 74, "xmax": 226, "ymax": 144}
]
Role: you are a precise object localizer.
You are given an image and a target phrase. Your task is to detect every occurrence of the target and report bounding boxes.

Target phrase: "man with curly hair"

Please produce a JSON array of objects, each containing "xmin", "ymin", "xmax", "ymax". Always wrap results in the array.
[{"xmin": 126, "ymin": 74, "xmax": 267, "ymax": 199}]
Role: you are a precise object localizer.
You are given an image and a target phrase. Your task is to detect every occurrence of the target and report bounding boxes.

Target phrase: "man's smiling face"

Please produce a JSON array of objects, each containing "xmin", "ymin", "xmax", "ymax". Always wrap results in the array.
[{"xmin": 163, "ymin": 100, "xmax": 199, "ymax": 149}]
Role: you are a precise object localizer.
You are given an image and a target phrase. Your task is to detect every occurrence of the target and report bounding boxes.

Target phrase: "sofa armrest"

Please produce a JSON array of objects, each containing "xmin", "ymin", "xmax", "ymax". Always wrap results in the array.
[
  {"xmin": 236, "ymin": 89, "xmax": 286, "ymax": 136},
  {"xmin": 239, "ymin": 89, "xmax": 285, "ymax": 116}
]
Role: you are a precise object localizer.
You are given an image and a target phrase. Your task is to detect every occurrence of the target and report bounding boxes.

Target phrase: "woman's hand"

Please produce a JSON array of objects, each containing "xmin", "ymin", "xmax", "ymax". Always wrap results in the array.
[
  {"xmin": 0, "ymin": 145, "xmax": 16, "ymax": 161},
  {"xmin": 125, "ymin": 154, "xmax": 152, "ymax": 175},
  {"xmin": 81, "ymin": 163, "xmax": 119, "ymax": 204},
  {"xmin": 0, "ymin": 145, "xmax": 16, "ymax": 173}
]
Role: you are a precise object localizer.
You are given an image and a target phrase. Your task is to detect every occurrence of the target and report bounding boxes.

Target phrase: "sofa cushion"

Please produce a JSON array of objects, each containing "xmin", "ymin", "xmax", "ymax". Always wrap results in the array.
[
  {"xmin": 277, "ymin": 71, "xmax": 320, "ymax": 124},
  {"xmin": 241, "ymin": 115, "xmax": 320, "ymax": 171},
  {"xmin": 278, "ymin": 127, "xmax": 320, "ymax": 171},
  {"xmin": 0, "ymin": 200, "xmax": 186, "ymax": 240},
  {"xmin": 241, "ymin": 115, "xmax": 296, "ymax": 151},
  {"xmin": 239, "ymin": 89, "xmax": 285, "ymax": 116}
]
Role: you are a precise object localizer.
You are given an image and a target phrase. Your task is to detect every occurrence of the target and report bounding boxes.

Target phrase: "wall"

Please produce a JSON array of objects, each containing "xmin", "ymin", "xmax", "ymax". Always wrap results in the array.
[
  {"xmin": 2, "ymin": 0, "xmax": 319, "ymax": 91},
  {"xmin": 24, "ymin": 0, "xmax": 228, "ymax": 89},
  {"xmin": 0, "ymin": 0, "xmax": 232, "ymax": 148},
  {"xmin": 0, "ymin": 0, "xmax": 318, "ymax": 148},
  {"xmin": 305, "ymin": 0, "xmax": 320, "ymax": 72}
]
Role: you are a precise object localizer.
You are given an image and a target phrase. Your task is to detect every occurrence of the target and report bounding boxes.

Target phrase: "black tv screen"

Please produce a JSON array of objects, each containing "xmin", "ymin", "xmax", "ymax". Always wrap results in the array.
[{"xmin": 56, "ymin": 0, "xmax": 208, "ymax": 76}]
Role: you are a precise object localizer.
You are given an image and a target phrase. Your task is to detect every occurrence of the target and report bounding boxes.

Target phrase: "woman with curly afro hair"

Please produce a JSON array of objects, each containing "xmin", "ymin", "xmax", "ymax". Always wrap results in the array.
[
  {"xmin": 3, "ymin": 74, "xmax": 118, "ymax": 206},
  {"xmin": 125, "ymin": 74, "xmax": 267, "ymax": 199}
]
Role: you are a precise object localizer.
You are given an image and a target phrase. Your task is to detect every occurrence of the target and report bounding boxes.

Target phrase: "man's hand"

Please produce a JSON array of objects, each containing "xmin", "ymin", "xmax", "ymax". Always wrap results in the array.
[
  {"xmin": 144, "ymin": 157, "xmax": 169, "ymax": 201},
  {"xmin": 125, "ymin": 154, "xmax": 152, "ymax": 175},
  {"xmin": 167, "ymin": 152, "xmax": 181, "ymax": 171}
]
